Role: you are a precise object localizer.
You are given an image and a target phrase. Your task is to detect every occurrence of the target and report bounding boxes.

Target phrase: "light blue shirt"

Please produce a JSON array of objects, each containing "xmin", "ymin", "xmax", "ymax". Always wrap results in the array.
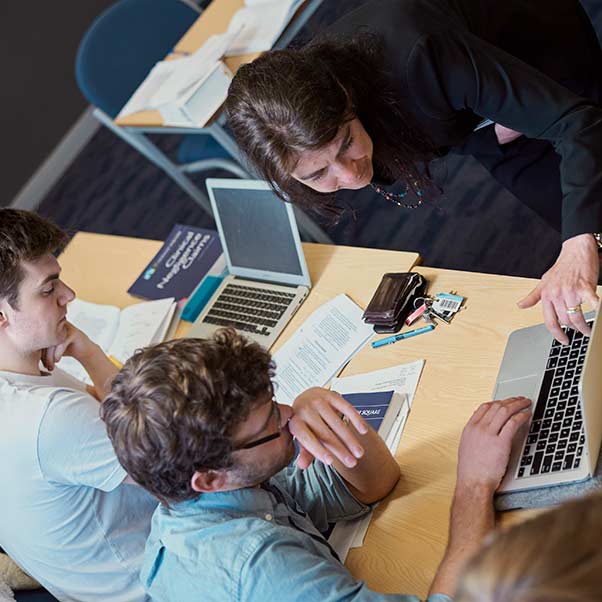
[
  {"xmin": 0, "ymin": 368, "xmax": 158, "ymax": 602},
  {"xmin": 141, "ymin": 461, "xmax": 452, "ymax": 602}
]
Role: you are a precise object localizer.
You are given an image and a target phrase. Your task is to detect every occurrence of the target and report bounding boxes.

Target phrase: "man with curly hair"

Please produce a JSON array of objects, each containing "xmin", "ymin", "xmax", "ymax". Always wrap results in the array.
[{"xmin": 101, "ymin": 330, "xmax": 531, "ymax": 601}]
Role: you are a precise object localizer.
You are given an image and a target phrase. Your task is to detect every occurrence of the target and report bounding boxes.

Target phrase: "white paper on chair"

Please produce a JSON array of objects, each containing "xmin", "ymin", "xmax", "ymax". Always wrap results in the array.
[
  {"xmin": 117, "ymin": 30, "xmax": 239, "ymax": 125},
  {"xmin": 57, "ymin": 297, "xmax": 176, "ymax": 384},
  {"xmin": 272, "ymin": 294, "xmax": 374, "ymax": 406},
  {"xmin": 225, "ymin": 0, "xmax": 304, "ymax": 56}
]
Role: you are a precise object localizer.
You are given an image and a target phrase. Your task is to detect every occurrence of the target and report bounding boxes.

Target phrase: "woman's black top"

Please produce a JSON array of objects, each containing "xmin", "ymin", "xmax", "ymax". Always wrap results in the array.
[{"xmin": 330, "ymin": 0, "xmax": 602, "ymax": 241}]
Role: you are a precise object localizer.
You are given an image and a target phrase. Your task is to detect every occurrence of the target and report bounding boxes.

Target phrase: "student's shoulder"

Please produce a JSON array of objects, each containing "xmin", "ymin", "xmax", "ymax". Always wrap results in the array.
[{"xmin": 143, "ymin": 512, "xmax": 290, "ymax": 600}]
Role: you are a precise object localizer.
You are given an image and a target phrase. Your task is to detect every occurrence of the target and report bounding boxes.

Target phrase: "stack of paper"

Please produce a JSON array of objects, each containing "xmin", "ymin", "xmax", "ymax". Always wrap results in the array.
[
  {"xmin": 272, "ymin": 294, "xmax": 375, "ymax": 405},
  {"xmin": 328, "ymin": 360, "xmax": 426, "ymax": 561},
  {"xmin": 57, "ymin": 298, "xmax": 176, "ymax": 384},
  {"xmin": 117, "ymin": 0, "xmax": 304, "ymax": 127},
  {"xmin": 118, "ymin": 31, "xmax": 238, "ymax": 127}
]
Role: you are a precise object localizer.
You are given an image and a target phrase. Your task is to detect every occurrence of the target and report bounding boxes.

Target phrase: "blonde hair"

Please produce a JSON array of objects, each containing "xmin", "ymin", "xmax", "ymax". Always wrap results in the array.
[{"xmin": 455, "ymin": 494, "xmax": 602, "ymax": 602}]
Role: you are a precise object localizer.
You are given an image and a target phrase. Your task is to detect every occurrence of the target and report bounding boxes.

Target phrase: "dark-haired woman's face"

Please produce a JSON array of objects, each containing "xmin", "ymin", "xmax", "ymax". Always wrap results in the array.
[{"xmin": 290, "ymin": 118, "xmax": 373, "ymax": 193}]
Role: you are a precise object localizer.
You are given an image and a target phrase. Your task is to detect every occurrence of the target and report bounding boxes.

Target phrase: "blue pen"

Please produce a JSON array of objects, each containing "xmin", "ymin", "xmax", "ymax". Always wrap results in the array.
[{"xmin": 371, "ymin": 324, "xmax": 435, "ymax": 348}]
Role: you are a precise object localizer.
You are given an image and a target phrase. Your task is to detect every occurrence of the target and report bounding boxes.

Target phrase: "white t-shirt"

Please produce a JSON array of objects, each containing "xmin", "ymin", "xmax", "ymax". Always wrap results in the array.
[{"xmin": 0, "ymin": 367, "xmax": 158, "ymax": 602}]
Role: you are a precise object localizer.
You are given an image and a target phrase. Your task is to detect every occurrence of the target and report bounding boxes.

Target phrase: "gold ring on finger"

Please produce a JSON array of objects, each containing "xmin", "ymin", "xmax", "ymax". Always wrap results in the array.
[{"xmin": 566, "ymin": 304, "xmax": 582, "ymax": 314}]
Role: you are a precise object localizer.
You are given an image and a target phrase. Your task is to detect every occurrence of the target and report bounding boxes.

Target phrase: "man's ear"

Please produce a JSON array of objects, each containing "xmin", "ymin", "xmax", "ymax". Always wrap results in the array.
[{"xmin": 191, "ymin": 470, "xmax": 229, "ymax": 493}]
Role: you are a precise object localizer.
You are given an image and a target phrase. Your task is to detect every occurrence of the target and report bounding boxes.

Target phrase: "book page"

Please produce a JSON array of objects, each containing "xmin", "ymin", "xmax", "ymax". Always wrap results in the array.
[
  {"xmin": 109, "ymin": 298, "xmax": 175, "ymax": 363},
  {"xmin": 151, "ymin": 301, "xmax": 178, "ymax": 345},
  {"xmin": 272, "ymin": 294, "xmax": 374, "ymax": 405},
  {"xmin": 56, "ymin": 299, "xmax": 121, "ymax": 383}
]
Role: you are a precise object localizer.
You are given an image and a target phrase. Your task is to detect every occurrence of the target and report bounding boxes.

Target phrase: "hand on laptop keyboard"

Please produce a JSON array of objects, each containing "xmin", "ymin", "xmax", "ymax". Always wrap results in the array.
[
  {"xmin": 517, "ymin": 233, "xmax": 599, "ymax": 344},
  {"xmin": 457, "ymin": 397, "xmax": 532, "ymax": 493}
]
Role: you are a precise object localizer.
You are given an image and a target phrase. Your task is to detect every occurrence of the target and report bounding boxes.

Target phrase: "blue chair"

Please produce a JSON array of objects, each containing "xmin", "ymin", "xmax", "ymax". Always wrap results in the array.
[{"xmin": 75, "ymin": 0, "xmax": 249, "ymax": 217}]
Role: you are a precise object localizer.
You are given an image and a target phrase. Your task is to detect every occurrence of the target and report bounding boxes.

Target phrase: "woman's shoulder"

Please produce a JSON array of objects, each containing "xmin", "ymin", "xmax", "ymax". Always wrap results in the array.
[
  {"xmin": 326, "ymin": 0, "xmax": 463, "ymax": 72},
  {"xmin": 327, "ymin": 0, "xmax": 460, "ymax": 39}
]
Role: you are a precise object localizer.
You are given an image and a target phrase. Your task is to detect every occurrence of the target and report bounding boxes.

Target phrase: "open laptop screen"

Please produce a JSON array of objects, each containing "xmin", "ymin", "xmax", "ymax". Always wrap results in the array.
[{"xmin": 207, "ymin": 180, "xmax": 311, "ymax": 287}]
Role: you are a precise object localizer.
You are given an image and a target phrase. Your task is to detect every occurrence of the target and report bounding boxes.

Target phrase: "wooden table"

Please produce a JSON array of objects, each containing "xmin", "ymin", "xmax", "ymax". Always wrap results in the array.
[
  {"xmin": 342, "ymin": 266, "xmax": 554, "ymax": 596},
  {"xmin": 58, "ymin": 232, "xmax": 420, "ymax": 342},
  {"xmin": 60, "ymin": 233, "xmax": 552, "ymax": 598}
]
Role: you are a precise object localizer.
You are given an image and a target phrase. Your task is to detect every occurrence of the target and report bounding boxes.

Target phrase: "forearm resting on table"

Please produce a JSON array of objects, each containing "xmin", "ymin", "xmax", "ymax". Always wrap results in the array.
[
  {"xmin": 333, "ymin": 422, "xmax": 401, "ymax": 505},
  {"xmin": 429, "ymin": 484, "xmax": 494, "ymax": 597}
]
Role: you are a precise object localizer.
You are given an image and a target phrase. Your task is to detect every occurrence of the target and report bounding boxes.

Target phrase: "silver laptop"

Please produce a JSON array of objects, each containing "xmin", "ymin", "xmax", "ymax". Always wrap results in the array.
[
  {"xmin": 186, "ymin": 178, "xmax": 311, "ymax": 349},
  {"xmin": 495, "ymin": 307, "xmax": 602, "ymax": 493}
]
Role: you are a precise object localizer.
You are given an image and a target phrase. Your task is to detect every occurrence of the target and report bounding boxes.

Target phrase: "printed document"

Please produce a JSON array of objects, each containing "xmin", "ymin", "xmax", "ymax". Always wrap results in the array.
[{"xmin": 272, "ymin": 294, "xmax": 374, "ymax": 405}]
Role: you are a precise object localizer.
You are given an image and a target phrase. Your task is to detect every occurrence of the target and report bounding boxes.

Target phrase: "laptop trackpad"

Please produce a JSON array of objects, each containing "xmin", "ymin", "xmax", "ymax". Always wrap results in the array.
[{"xmin": 494, "ymin": 374, "xmax": 539, "ymax": 403}]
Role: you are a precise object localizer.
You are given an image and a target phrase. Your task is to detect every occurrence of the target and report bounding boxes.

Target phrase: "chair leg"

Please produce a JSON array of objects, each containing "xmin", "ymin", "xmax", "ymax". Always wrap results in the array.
[
  {"xmin": 93, "ymin": 108, "xmax": 214, "ymax": 216},
  {"xmin": 204, "ymin": 122, "xmax": 249, "ymax": 165},
  {"xmin": 93, "ymin": 109, "xmax": 333, "ymax": 243},
  {"xmin": 176, "ymin": 0, "xmax": 202, "ymax": 13},
  {"xmin": 180, "ymin": 158, "xmax": 250, "ymax": 178}
]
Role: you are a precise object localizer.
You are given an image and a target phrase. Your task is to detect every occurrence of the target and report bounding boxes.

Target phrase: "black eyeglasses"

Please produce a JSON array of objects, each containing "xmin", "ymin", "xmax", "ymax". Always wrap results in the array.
[{"xmin": 233, "ymin": 401, "xmax": 284, "ymax": 451}]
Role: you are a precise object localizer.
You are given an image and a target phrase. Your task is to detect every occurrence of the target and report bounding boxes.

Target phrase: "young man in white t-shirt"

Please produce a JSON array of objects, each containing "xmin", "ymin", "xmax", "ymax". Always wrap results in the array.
[{"xmin": 0, "ymin": 209, "xmax": 157, "ymax": 602}]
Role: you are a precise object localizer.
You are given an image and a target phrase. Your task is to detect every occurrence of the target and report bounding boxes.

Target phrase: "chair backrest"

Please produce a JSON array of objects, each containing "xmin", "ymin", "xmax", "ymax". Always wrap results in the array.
[{"xmin": 75, "ymin": 0, "xmax": 198, "ymax": 118}]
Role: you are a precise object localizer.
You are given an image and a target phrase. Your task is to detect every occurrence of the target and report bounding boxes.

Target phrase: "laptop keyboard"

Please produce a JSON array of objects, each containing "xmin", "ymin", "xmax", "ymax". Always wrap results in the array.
[
  {"xmin": 201, "ymin": 283, "xmax": 296, "ymax": 336},
  {"xmin": 517, "ymin": 323, "xmax": 592, "ymax": 479}
]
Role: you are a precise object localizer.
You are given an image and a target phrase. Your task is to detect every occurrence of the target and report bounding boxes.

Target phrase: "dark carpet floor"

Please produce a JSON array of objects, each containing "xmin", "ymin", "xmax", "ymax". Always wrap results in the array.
[{"xmin": 37, "ymin": 1, "xmax": 602, "ymax": 280}]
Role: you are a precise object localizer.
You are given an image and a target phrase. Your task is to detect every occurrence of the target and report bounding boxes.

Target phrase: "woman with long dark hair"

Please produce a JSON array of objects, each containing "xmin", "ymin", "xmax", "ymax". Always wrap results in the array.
[{"xmin": 226, "ymin": 0, "xmax": 602, "ymax": 343}]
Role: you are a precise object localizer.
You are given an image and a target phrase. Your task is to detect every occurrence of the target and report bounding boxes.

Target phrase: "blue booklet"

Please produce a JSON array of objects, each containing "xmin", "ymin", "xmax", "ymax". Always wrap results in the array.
[
  {"xmin": 340, "ymin": 390, "xmax": 401, "ymax": 437},
  {"xmin": 128, "ymin": 224, "xmax": 222, "ymax": 301}
]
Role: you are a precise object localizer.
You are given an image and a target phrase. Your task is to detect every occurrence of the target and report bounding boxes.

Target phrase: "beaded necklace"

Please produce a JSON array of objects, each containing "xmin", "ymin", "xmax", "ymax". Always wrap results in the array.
[{"xmin": 370, "ymin": 182, "xmax": 423, "ymax": 209}]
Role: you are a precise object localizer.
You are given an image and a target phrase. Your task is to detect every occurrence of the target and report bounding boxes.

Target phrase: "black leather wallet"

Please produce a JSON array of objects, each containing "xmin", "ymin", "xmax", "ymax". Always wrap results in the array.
[{"xmin": 363, "ymin": 272, "xmax": 427, "ymax": 333}]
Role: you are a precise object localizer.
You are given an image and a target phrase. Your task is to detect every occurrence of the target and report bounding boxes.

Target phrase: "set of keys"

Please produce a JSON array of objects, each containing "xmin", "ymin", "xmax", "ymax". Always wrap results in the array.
[{"xmin": 405, "ymin": 291, "xmax": 465, "ymax": 327}]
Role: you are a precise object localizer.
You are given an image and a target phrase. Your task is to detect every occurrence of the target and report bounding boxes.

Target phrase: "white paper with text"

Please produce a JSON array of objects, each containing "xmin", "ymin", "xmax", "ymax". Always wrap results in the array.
[{"xmin": 272, "ymin": 294, "xmax": 374, "ymax": 405}]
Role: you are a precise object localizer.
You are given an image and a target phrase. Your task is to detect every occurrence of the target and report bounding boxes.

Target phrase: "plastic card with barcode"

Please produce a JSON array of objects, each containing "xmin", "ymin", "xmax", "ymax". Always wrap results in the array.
[{"xmin": 432, "ymin": 293, "xmax": 464, "ymax": 315}]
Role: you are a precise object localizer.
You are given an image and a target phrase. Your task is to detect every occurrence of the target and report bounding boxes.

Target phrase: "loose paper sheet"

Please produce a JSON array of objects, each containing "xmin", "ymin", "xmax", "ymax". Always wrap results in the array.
[
  {"xmin": 272, "ymin": 294, "xmax": 375, "ymax": 405},
  {"xmin": 225, "ymin": 0, "xmax": 303, "ymax": 55}
]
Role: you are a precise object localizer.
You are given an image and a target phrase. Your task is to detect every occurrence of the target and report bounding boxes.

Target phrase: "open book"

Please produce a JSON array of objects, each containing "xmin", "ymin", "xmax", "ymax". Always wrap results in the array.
[{"xmin": 57, "ymin": 298, "xmax": 176, "ymax": 384}]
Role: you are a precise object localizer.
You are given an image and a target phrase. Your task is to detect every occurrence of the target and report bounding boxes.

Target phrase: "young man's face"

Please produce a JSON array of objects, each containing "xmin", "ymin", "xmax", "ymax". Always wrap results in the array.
[
  {"xmin": 0, "ymin": 254, "xmax": 75, "ymax": 353},
  {"xmin": 228, "ymin": 399, "xmax": 297, "ymax": 488}
]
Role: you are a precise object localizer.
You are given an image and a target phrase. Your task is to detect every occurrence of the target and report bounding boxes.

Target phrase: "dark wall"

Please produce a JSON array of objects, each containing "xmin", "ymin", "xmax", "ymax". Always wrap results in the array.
[{"xmin": 0, "ymin": 1, "xmax": 114, "ymax": 206}]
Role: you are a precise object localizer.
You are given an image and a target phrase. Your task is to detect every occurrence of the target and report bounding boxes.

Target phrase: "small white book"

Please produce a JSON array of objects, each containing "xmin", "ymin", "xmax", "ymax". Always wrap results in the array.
[{"xmin": 57, "ymin": 297, "xmax": 176, "ymax": 384}]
